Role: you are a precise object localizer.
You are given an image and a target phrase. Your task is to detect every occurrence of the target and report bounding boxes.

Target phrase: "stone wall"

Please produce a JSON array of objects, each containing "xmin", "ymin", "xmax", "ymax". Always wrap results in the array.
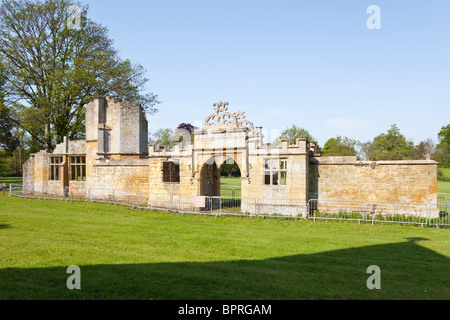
[
  {"xmin": 22, "ymin": 157, "xmax": 34, "ymax": 195},
  {"xmin": 148, "ymin": 155, "xmax": 198, "ymax": 209},
  {"xmin": 92, "ymin": 159, "xmax": 150, "ymax": 191},
  {"xmin": 309, "ymin": 157, "xmax": 438, "ymax": 205},
  {"xmin": 21, "ymin": 99, "xmax": 439, "ymax": 215},
  {"xmin": 69, "ymin": 181, "xmax": 87, "ymax": 198},
  {"xmin": 48, "ymin": 180, "xmax": 64, "ymax": 196},
  {"xmin": 53, "ymin": 138, "xmax": 86, "ymax": 155},
  {"xmin": 32, "ymin": 151, "xmax": 49, "ymax": 195},
  {"xmin": 244, "ymin": 139, "xmax": 310, "ymax": 202}
]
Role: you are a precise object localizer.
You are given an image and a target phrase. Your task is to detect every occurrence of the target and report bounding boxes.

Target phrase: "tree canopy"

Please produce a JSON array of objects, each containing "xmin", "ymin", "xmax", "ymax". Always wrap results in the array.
[
  {"xmin": 0, "ymin": 62, "xmax": 19, "ymax": 154},
  {"xmin": 278, "ymin": 125, "xmax": 317, "ymax": 146},
  {"xmin": 151, "ymin": 128, "xmax": 174, "ymax": 149},
  {"xmin": 220, "ymin": 163, "xmax": 241, "ymax": 178},
  {"xmin": 364, "ymin": 124, "xmax": 413, "ymax": 161},
  {"xmin": 438, "ymin": 125, "xmax": 450, "ymax": 146},
  {"xmin": 322, "ymin": 136, "xmax": 358, "ymax": 157},
  {"xmin": 177, "ymin": 123, "xmax": 195, "ymax": 134},
  {"xmin": 433, "ymin": 124, "xmax": 450, "ymax": 164},
  {"xmin": 0, "ymin": 0, "xmax": 159, "ymax": 152}
]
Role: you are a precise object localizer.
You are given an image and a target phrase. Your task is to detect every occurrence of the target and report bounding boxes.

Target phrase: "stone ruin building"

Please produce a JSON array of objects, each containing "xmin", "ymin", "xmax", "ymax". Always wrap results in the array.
[{"xmin": 23, "ymin": 97, "xmax": 439, "ymax": 217}]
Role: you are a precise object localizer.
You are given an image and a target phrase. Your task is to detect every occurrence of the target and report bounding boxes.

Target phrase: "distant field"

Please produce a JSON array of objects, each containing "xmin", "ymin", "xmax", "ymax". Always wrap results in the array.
[
  {"xmin": 438, "ymin": 183, "xmax": 450, "ymax": 198},
  {"xmin": 220, "ymin": 176, "xmax": 241, "ymax": 186},
  {"xmin": 438, "ymin": 182, "xmax": 450, "ymax": 194},
  {"xmin": 439, "ymin": 167, "xmax": 450, "ymax": 177},
  {"xmin": 0, "ymin": 176, "xmax": 22, "ymax": 188},
  {"xmin": 438, "ymin": 167, "xmax": 450, "ymax": 193},
  {"xmin": 220, "ymin": 176, "xmax": 242, "ymax": 198}
]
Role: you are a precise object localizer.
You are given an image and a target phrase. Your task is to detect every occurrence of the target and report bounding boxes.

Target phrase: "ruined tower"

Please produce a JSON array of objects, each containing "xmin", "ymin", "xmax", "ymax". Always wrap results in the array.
[{"xmin": 86, "ymin": 97, "xmax": 149, "ymax": 160}]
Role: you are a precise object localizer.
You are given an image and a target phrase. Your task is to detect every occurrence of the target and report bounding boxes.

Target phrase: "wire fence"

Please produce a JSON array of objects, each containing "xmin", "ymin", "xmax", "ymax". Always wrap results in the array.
[{"xmin": 7, "ymin": 184, "xmax": 450, "ymax": 227}]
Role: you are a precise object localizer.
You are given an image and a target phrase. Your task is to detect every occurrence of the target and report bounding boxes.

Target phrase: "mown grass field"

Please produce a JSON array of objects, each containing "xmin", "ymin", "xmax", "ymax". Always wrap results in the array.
[
  {"xmin": 0, "ymin": 196, "xmax": 449, "ymax": 300},
  {"xmin": 220, "ymin": 176, "xmax": 241, "ymax": 186},
  {"xmin": 438, "ymin": 167, "xmax": 450, "ymax": 197},
  {"xmin": 220, "ymin": 176, "xmax": 241, "ymax": 198}
]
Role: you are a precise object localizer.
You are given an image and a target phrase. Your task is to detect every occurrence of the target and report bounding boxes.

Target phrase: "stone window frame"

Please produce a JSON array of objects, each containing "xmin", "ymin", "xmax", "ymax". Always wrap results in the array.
[
  {"xmin": 69, "ymin": 155, "xmax": 86, "ymax": 182},
  {"xmin": 49, "ymin": 156, "xmax": 63, "ymax": 181},
  {"xmin": 264, "ymin": 158, "xmax": 288, "ymax": 186},
  {"xmin": 162, "ymin": 161, "xmax": 180, "ymax": 184}
]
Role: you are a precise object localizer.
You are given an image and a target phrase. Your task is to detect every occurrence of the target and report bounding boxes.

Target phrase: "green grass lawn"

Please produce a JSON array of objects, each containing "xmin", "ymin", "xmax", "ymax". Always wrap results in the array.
[
  {"xmin": 220, "ymin": 176, "xmax": 241, "ymax": 197},
  {"xmin": 438, "ymin": 181, "xmax": 450, "ymax": 194},
  {"xmin": 0, "ymin": 197, "xmax": 449, "ymax": 300}
]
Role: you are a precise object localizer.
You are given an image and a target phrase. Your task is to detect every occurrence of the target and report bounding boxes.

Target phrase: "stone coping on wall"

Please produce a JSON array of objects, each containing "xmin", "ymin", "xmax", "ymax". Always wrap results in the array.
[
  {"xmin": 310, "ymin": 156, "xmax": 438, "ymax": 166},
  {"xmin": 93, "ymin": 158, "xmax": 150, "ymax": 166},
  {"xmin": 53, "ymin": 139, "xmax": 87, "ymax": 155}
]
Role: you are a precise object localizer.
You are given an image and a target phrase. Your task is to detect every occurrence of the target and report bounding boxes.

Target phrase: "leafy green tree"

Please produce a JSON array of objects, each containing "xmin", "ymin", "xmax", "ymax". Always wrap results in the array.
[
  {"xmin": 366, "ymin": 124, "xmax": 413, "ymax": 161},
  {"xmin": 0, "ymin": 63, "xmax": 19, "ymax": 155},
  {"xmin": 220, "ymin": 163, "xmax": 241, "ymax": 178},
  {"xmin": 0, "ymin": 0, "xmax": 159, "ymax": 152},
  {"xmin": 437, "ymin": 125, "xmax": 450, "ymax": 145},
  {"xmin": 322, "ymin": 136, "xmax": 358, "ymax": 157},
  {"xmin": 0, "ymin": 108, "xmax": 20, "ymax": 155},
  {"xmin": 277, "ymin": 125, "xmax": 317, "ymax": 146},
  {"xmin": 433, "ymin": 124, "xmax": 450, "ymax": 164},
  {"xmin": 151, "ymin": 128, "xmax": 174, "ymax": 149}
]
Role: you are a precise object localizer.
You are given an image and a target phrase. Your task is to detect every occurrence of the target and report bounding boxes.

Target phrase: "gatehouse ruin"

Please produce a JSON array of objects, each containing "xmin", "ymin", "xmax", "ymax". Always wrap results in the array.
[{"xmin": 22, "ymin": 97, "xmax": 439, "ymax": 217}]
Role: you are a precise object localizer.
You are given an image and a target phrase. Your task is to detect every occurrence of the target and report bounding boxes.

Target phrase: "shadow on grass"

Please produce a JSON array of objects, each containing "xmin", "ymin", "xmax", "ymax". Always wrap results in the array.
[
  {"xmin": 0, "ymin": 238, "xmax": 448, "ymax": 300},
  {"xmin": 0, "ymin": 224, "xmax": 11, "ymax": 230}
]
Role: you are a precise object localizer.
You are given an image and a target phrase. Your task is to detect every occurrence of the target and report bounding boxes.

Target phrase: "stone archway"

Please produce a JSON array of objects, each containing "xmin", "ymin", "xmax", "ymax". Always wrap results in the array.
[
  {"xmin": 191, "ymin": 101, "xmax": 259, "ymax": 199},
  {"xmin": 199, "ymin": 160, "xmax": 221, "ymax": 197}
]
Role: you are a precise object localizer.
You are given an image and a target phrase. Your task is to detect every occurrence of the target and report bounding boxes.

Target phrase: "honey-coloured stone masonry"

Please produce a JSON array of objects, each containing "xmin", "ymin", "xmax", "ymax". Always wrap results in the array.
[{"xmin": 23, "ymin": 98, "xmax": 438, "ymax": 216}]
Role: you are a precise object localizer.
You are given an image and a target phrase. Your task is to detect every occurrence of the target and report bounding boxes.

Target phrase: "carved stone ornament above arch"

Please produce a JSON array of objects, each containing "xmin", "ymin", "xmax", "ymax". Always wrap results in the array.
[{"xmin": 204, "ymin": 102, "xmax": 254, "ymax": 132}]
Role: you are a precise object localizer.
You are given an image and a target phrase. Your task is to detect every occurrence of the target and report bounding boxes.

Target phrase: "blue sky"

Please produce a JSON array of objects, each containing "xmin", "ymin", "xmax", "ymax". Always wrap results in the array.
[{"xmin": 79, "ymin": 0, "xmax": 450, "ymax": 146}]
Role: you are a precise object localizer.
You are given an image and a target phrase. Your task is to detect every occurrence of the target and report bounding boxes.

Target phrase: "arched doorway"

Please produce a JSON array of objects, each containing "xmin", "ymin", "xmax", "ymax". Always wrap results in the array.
[
  {"xmin": 199, "ymin": 161, "xmax": 221, "ymax": 197},
  {"xmin": 199, "ymin": 157, "xmax": 242, "ymax": 198}
]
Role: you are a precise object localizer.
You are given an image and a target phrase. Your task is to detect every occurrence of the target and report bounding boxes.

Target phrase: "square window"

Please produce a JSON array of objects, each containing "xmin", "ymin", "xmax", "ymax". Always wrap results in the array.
[
  {"xmin": 263, "ymin": 158, "xmax": 287, "ymax": 186},
  {"xmin": 163, "ymin": 162, "xmax": 180, "ymax": 183},
  {"xmin": 70, "ymin": 156, "xmax": 86, "ymax": 181},
  {"xmin": 49, "ymin": 157, "xmax": 63, "ymax": 181}
]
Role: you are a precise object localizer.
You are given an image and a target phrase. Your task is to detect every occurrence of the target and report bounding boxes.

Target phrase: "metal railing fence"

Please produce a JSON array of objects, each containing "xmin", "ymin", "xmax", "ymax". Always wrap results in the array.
[
  {"xmin": 7, "ymin": 184, "xmax": 450, "ymax": 227},
  {"xmin": 365, "ymin": 201, "xmax": 429, "ymax": 226},
  {"xmin": 308, "ymin": 199, "xmax": 365, "ymax": 223},
  {"xmin": 429, "ymin": 204, "xmax": 449, "ymax": 227}
]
